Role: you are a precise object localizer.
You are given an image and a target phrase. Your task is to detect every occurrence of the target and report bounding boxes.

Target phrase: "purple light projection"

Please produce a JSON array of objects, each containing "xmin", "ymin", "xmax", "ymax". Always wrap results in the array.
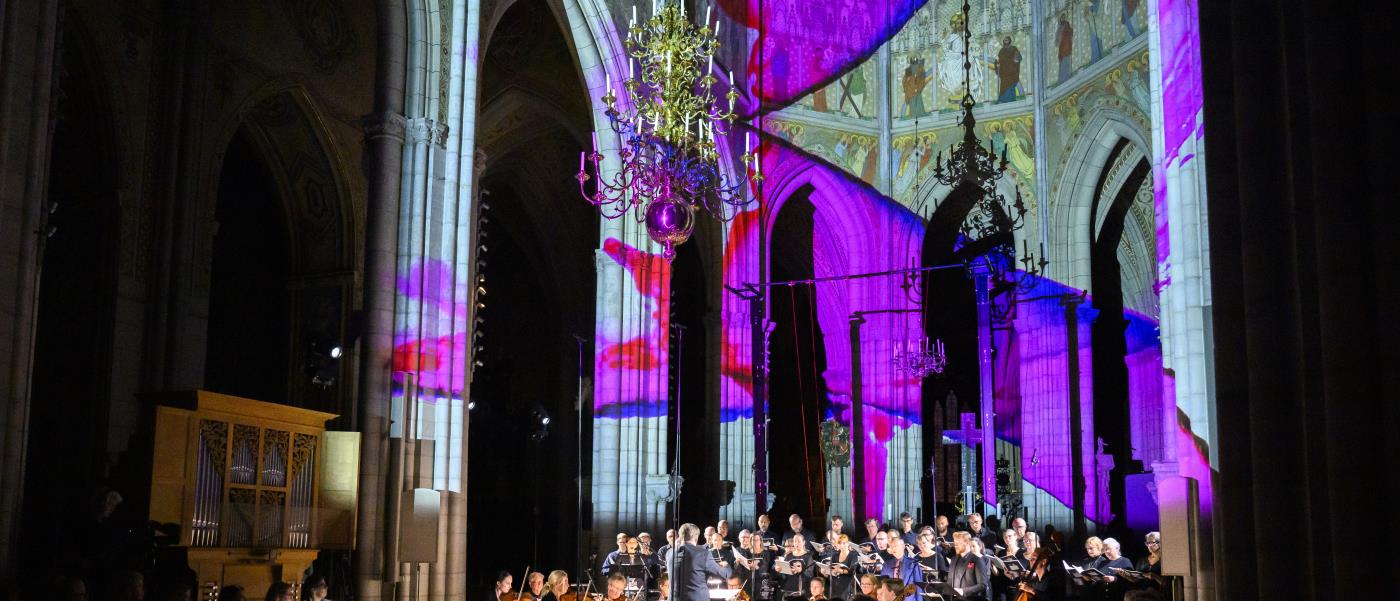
[
  {"xmin": 594, "ymin": 237, "xmax": 672, "ymax": 419},
  {"xmin": 723, "ymin": 134, "xmax": 926, "ymax": 521},
  {"xmin": 1154, "ymin": 0, "xmax": 1214, "ymax": 516},
  {"xmin": 714, "ymin": 0, "xmax": 928, "ymax": 114}
]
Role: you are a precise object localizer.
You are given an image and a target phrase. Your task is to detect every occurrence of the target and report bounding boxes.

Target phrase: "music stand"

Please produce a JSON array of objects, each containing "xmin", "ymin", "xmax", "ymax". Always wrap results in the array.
[{"xmin": 616, "ymin": 561, "xmax": 649, "ymax": 597}]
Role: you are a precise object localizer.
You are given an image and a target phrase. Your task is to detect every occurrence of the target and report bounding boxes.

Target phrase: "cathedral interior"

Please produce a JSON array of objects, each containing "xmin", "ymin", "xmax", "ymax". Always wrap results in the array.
[{"xmin": 0, "ymin": 0, "xmax": 1393, "ymax": 600}]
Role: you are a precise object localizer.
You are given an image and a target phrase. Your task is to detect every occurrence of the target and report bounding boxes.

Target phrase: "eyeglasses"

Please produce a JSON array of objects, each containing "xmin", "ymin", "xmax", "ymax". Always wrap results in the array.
[{"xmin": 1146, "ymin": 540, "xmax": 1160, "ymax": 545}]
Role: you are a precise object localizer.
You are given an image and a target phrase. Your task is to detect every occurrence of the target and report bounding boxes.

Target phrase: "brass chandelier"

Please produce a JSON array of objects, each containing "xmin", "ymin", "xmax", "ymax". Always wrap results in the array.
[{"xmin": 576, "ymin": 1, "xmax": 761, "ymax": 259}]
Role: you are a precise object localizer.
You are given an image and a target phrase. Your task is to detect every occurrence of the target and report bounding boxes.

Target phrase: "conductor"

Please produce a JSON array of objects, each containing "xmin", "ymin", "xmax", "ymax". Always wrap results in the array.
[{"xmin": 666, "ymin": 523, "xmax": 732, "ymax": 601}]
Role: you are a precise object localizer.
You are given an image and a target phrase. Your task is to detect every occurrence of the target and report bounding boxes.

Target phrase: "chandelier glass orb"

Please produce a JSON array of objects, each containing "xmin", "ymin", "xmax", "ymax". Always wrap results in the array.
[{"xmin": 576, "ymin": 1, "xmax": 761, "ymax": 259}]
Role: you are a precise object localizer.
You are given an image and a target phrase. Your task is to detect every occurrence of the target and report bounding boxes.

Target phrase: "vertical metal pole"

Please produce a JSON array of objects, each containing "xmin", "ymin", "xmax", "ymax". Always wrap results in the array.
[
  {"xmin": 750, "ymin": 295, "xmax": 768, "ymax": 519},
  {"xmin": 971, "ymin": 263, "xmax": 997, "ymax": 516},
  {"xmin": 848, "ymin": 315, "xmax": 866, "ymax": 523}
]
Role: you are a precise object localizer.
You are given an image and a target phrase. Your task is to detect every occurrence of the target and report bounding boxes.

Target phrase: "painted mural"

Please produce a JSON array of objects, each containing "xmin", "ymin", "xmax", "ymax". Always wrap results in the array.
[
  {"xmin": 889, "ymin": 0, "xmax": 1033, "ymax": 118},
  {"xmin": 1045, "ymin": 0, "xmax": 1149, "ymax": 87}
]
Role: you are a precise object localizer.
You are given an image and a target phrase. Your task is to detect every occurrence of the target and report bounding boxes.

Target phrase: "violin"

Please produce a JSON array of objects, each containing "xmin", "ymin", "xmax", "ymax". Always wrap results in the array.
[
  {"xmin": 900, "ymin": 584, "xmax": 919, "ymax": 600},
  {"xmin": 734, "ymin": 591, "xmax": 751, "ymax": 601}
]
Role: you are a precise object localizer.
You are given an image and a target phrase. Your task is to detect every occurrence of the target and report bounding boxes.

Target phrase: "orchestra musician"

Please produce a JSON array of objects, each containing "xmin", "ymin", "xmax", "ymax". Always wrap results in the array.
[
  {"xmin": 1010, "ymin": 518, "xmax": 1029, "ymax": 547},
  {"xmin": 539, "ymin": 571, "xmax": 570, "ymax": 601},
  {"xmin": 776, "ymin": 534, "xmax": 816, "ymax": 597},
  {"xmin": 858, "ymin": 574, "xmax": 880, "ymax": 598},
  {"xmin": 808, "ymin": 576, "xmax": 828, "ymax": 601},
  {"xmin": 940, "ymin": 532, "xmax": 990, "ymax": 600},
  {"xmin": 604, "ymin": 574, "xmax": 627, "ymax": 601},
  {"xmin": 639, "ymin": 533, "xmax": 659, "ymax": 569},
  {"xmin": 820, "ymin": 535, "xmax": 857, "ymax": 600},
  {"xmin": 527, "ymin": 573, "xmax": 546, "ymax": 600},
  {"xmin": 654, "ymin": 574, "xmax": 670, "ymax": 601},
  {"xmin": 493, "ymin": 571, "xmax": 515, "ymax": 601},
  {"xmin": 1014, "ymin": 542, "xmax": 1058, "ymax": 600},
  {"xmin": 1020, "ymin": 533, "xmax": 1041, "ymax": 568}
]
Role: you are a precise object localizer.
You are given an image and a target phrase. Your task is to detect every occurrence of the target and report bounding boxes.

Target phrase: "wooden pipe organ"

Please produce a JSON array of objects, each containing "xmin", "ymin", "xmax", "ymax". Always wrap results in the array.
[{"xmin": 148, "ymin": 390, "xmax": 360, "ymax": 599}]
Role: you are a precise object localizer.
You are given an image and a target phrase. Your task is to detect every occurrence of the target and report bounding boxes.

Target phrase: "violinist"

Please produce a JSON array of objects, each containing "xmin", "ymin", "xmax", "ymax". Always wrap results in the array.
[
  {"xmin": 858, "ymin": 574, "xmax": 880, "ymax": 598},
  {"xmin": 493, "ymin": 571, "xmax": 515, "ymax": 601},
  {"xmin": 820, "ymin": 535, "xmax": 857, "ymax": 600},
  {"xmin": 808, "ymin": 576, "xmax": 828, "ymax": 601},
  {"xmin": 539, "ymin": 571, "xmax": 570, "ymax": 601},
  {"xmin": 654, "ymin": 574, "xmax": 669, "ymax": 601},
  {"xmin": 604, "ymin": 574, "xmax": 628, "ymax": 601},
  {"xmin": 527, "ymin": 573, "xmax": 546, "ymax": 599},
  {"xmin": 776, "ymin": 534, "xmax": 816, "ymax": 597},
  {"xmin": 878, "ymin": 537, "xmax": 919, "ymax": 586},
  {"xmin": 1015, "ymin": 543, "xmax": 1056, "ymax": 601}
]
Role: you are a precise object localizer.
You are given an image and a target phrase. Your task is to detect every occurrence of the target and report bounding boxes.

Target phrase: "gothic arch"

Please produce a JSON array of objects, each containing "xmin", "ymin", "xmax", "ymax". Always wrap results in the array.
[{"xmin": 1048, "ymin": 106, "xmax": 1151, "ymax": 291}]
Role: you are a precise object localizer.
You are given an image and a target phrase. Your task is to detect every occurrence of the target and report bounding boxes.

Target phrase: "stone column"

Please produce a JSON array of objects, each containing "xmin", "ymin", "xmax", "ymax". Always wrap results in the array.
[{"xmin": 0, "ymin": 0, "xmax": 61, "ymax": 576}]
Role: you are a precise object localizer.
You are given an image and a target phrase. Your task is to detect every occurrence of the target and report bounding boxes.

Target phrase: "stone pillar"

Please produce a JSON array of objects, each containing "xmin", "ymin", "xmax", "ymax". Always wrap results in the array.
[
  {"xmin": 355, "ymin": 4, "xmax": 408, "ymax": 599},
  {"xmin": 0, "ymin": 0, "xmax": 61, "ymax": 576}
]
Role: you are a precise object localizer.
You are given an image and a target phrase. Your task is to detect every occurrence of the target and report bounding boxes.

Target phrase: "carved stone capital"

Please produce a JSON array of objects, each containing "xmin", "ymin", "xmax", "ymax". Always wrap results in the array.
[
  {"xmin": 407, "ymin": 117, "xmax": 449, "ymax": 147},
  {"xmin": 362, "ymin": 112, "xmax": 407, "ymax": 143}
]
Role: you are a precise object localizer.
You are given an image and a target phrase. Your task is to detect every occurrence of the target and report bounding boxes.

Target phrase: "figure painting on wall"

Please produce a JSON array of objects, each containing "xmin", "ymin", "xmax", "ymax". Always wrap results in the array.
[
  {"xmin": 995, "ymin": 36, "xmax": 1023, "ymax": 102},
  {"xmin": 837, "ymin": 66, "xmax": 868, "ymax": 118},
  {"xmin": 1122, "ymin": 0, "xmax": 1141, "ymax": 37},
  {"xmin": 901, "ymin": 56, "xmax": 931, "ymax": 118},
  {"xmin": 1056, "ymin": 13, "xmax": 1074, "ymax": 84},
  {"xmin": 811, "ymin": 48, "xmax": 830, "ymax": 112},
  {"xmin": 937, "ymin": 10, "xmax": 983, "ymax": 109},
  {"xmin": 1086, "ymin": 0, "xmax": 1105, "ymax": 61}
]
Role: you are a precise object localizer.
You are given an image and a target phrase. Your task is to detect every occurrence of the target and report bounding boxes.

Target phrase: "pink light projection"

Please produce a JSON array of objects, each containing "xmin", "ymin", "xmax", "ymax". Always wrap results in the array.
[
  {"xmin": 594, "ymin": 237, "xmax": 672, "ymax": 419},
  {"xmin": 714, "ymin": 0, "xmax": 929, "ymax": 114},
  {"xmin": 393, "ymin": 258, "xmax": 469, "ymax": 398}
]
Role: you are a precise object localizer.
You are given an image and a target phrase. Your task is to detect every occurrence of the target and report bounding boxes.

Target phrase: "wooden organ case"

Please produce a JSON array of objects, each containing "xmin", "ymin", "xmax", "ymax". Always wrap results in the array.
[{"xmin": 147, "ymin": 390, "xmax": 360, "ymax": 599}]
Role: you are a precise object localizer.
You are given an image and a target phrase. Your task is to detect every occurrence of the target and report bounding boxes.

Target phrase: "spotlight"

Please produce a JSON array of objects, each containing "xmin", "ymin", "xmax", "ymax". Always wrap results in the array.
[
  {"xmin": 476, "ymin": 301, "xmax": 486, "ymax": 310},
  {"xmin": 477, "ymin": 244, "xmax": 488, "ymax": 253},
  {"xmin": 473, "ymin": 330, "xmax": 485, "ymax": 340},
  {"xmin": 467, "ymin": 400, "xmax": 477, "ymax": 411},
  {"xmin": 329, "ymin": 346, "xmax": 343, "ymax": 359},
  {"xmin": 541, "ymin": 416, "xmax": 551, "ymax": 425},
  {"xmin": 480, "ymin": 201, "xmax": 492, "ymax": 211},
  {"xmin": 474, "ymin": 316, "xmax": 485, "ymax": 325},
  {"xmin": 44, "ymin": 224, "xmax": 58, "ymax": 238},
  {"xmin": 476, "ymin": 286, "xmax": 487, "ymax": 296},
  {"xmin": 473, "ymin": 359, "xmax": 484, "ymax": 367},
  {"xmin": 477, "ymin": 275, "xmax": 486, "ymax": 284}
]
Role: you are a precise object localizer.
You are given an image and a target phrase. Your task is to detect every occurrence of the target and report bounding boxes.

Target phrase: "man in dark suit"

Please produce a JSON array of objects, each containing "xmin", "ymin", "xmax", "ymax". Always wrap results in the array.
[
  {"xmin": 667, "ymin": 523, "xmax": 731, "ymax": 601},
  {"xmin": 940, "ymin": 532, "xmax": 989, "ymax": 600}
]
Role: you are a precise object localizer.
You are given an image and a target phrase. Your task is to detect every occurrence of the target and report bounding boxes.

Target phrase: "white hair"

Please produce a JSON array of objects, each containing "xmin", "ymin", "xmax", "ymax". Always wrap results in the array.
[{"xmin": 1103, "ymin": 537, "xmax": 1121, "ymax": 550}]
